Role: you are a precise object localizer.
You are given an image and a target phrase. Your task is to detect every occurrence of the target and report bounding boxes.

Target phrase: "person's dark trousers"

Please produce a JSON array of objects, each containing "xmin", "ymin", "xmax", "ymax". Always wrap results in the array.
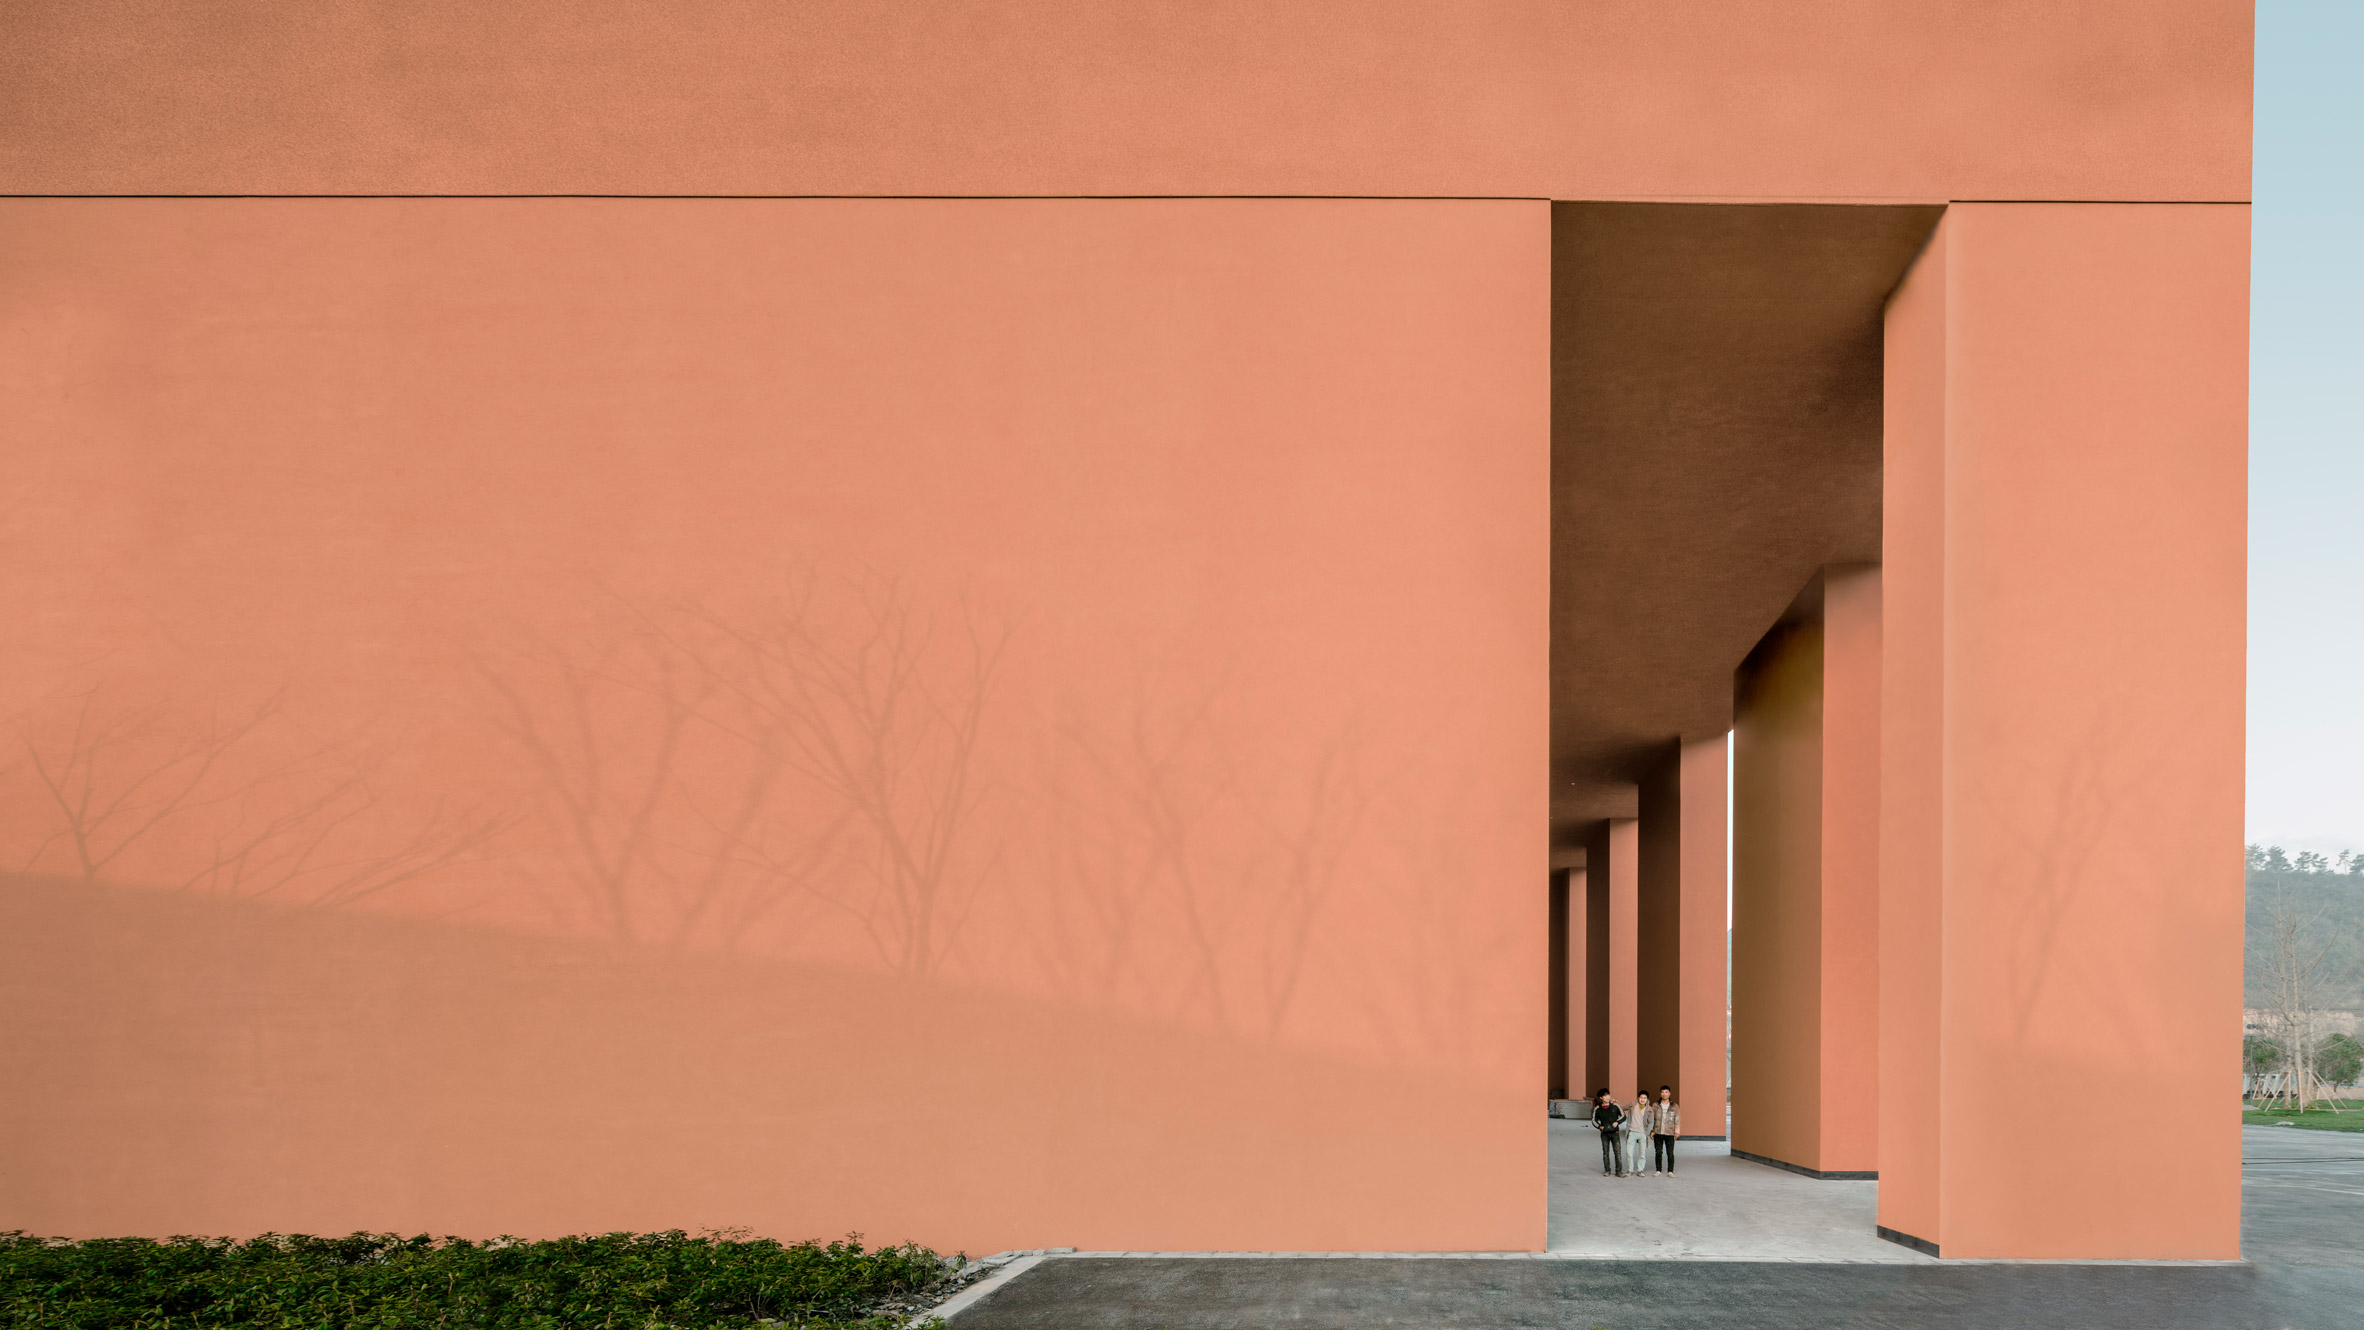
[
  {"xmin": 1599, "ymin": 1131, "xmax": 1624, "ymax": 1175},
  {"xmin": 1653, "ymin": 1134, "xmax": 1675, "ymax": 1174}
]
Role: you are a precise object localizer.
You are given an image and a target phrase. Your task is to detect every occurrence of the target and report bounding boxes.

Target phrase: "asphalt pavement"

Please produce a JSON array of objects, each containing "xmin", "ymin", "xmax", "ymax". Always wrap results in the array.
[{"xmin": 949, "ymin": 1125, "xmax": 2364, "ymax": 1329}]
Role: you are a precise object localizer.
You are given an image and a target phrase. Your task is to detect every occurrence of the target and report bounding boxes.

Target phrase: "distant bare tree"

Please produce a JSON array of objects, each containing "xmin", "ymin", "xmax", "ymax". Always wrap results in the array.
[{"xmin": 2254, "ymin": 881, "xmax": 2339, "ymax": 1111}]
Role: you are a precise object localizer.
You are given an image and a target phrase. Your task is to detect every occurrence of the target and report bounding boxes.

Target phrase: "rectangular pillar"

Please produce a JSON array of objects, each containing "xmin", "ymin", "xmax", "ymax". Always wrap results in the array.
[
  {"xmin": 1547, "ymin": 872, "xmax": 1569, "ymax": 1100},
  {"xmin": 1822, "ymin": 569, "xmax": 1882, "ymax": 1170},
  {"xmin": 1879, "ymin": 204, "xmax": 2246, "ymax": 1258},
  {"xmin": 1565, "ymin": 868, "xmax": 1588, "ymax": 1103},
  {"xmin": 1583, "ymin": 818, "xmax": 1638, "ymax": 1101},
  {"xmin": 1637, "ymin": 735, "xmax": 1730, "ymax": 1135},
  {"xmin": 1730, "ymin": 568, "xmax": 1880, "ymax": 1176}
]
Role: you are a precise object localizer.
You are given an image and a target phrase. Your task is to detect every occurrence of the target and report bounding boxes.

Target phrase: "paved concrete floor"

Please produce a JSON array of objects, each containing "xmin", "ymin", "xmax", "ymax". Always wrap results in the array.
[
  {"xmin": 951, "ymin": 1125, "xmax": 2364, "ymax": 1328},
  {"xmin": 1545, "ymin": 1120, "xmax": 1922, "ymax": 1261}
]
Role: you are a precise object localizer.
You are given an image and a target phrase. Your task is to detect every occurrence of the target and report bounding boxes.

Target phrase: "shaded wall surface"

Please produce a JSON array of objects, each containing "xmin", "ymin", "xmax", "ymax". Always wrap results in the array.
[
  {"xmin": 1730, "ymin": 572, "xmax": 1879, "ymax": 1176},
  {"xmin": 1547, "ymin": 202, "xmax": 1935, "ymax": 832},
  {"xmin": 1732, "ymin": 616, "xmax": 1827, "ymax": 1167},
  {"xmin": 1633, "ymin": 734, "xmax": 1725, "ymax": 1119},
  {"xmin": 1581, "ymin": 820, "xmax": 1639, "ymax": 1102},
  {"xmin": 0, "ymin": 198, "xmax": 1550, "ymax": 1251},
  {"xmin": 0, "ymin": 1, "xmax": 2251, "ymax": 200}
]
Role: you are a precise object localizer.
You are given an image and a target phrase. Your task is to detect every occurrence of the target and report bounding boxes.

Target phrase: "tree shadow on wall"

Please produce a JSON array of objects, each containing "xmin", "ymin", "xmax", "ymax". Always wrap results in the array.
[
  {"xmin": 1027, "ymin": 663, "xmax": 1382, "ymax": 1045},
  {"xmin": 1983, "ymin": 705, "xmax": 2165, "ymax": 1053},
  {"xmin": 474, "ymin": 570, "xmax": 1010, "ymax": 976},
  {"xmin": 9, "ymin": 686, "xmax": 511, "ymax": 909}
]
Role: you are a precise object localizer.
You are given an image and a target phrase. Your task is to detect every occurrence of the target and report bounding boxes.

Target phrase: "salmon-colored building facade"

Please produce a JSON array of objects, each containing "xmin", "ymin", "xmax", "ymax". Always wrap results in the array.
[{"xmin": 1, "ymin": 2, "xmax": 2250, "ymax": 1260}]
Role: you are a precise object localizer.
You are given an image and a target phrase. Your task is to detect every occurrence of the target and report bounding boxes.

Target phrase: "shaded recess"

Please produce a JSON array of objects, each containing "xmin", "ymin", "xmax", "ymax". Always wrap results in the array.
[{"xmin": 1549, "ymin": 202, "xmax": 1942, "ymax": 853}]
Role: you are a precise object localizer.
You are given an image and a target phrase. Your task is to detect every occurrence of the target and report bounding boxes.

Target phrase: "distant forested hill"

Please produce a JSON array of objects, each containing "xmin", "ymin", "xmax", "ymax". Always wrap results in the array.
[{"xmin": 2245, "ymin": 846, "xmax": 2364, "ymax": 1011}]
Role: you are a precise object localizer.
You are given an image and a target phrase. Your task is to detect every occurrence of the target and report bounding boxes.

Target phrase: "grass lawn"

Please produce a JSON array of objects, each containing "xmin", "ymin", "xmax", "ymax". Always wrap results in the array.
[{"xmin": 2244, "ymin": 1098, "xmax": 2364, "ymax": 1133}]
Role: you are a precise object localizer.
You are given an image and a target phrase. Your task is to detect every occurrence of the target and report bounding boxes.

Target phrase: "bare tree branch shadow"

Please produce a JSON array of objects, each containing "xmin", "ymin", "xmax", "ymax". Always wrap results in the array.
[
  {"xmin": 474, "ymin": 569, "xmax": 1014, "ymax": 974},
  {"xmin": 1249, "ymin": 718, "xmax": 1377, "ymax": 1044},
  {"xmin": 680, "ymin": 568, "xmax": 1012, "ymax": 978},
  {"xmin": 1030, "ymin": 659, "xmax": 1387, "ymax": 1045},
  {"xmin": 474, "ymin": 611, "xmax": 791, "ymax": 949},
  {"xmin": 1342, "ymin": 777, "xmax": 1521, "ymax": 1072},
  {"xmin": 18, "ymin": 687, "xmax": 282, "ymax": 882},
  {"xmin": 12, "ymin": 684, "xmax": 512, "ymax": 910},
  {"xmin": 1036, "ymin": 665, "xmax": 1244, "ymax": 1028},
  {"xmin": 1984, "ymin": 705, "xmax": 2157, "ymax": 1048}
]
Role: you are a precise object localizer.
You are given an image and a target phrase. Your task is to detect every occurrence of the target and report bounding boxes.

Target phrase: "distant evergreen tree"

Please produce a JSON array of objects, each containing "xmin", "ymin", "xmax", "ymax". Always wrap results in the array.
[{"xmin": 2318, "ymin": 1032, "xmax": 2364, "ymax": 1090}]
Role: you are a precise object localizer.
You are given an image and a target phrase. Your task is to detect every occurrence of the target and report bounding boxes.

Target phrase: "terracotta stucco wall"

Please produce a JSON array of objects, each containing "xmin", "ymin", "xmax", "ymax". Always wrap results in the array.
[
  {"xmin": 1878, "ymin": 222, "xmax": 1951, "ymax": 1245},
  {"xmin": 1, "ymin": 1, "xmax": 2250, "ymax": 201},
  {"xmin": 1565, "ymin": 868, "xmax": 1589, "ymax": 1102},
  {"xmin": 1879, "ymin": 203, "xmax": 2246, "ymax": 1258},
  {"xmin": 1817, "ymin": 568, "xmax": 1881, "ymax": 1175},
  {"xmin": 1731, "ymin": 617, "xmax": 1826, "ymax": 1167},
  {"xmin": 1583, "ymin": 819, "xmax": 1639, "ymax": 1101},
  {"xmin": 1635, "ymin": 760, "xmax": 1686, "ymax": 1100},
  {"xmin": 0, "ymin": 197, "xmax": 1549, "ymax": 1251},
  {"xmin": 1635, "ymin": 734, "xmax": 1727, "ymax": 1116},
  {"xmin": 1730, "ymin": 570, "xmax": 1878, "ymax": 1175}
]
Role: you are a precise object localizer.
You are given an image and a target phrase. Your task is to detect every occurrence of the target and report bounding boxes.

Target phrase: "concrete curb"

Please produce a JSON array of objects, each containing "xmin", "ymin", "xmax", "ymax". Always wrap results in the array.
[{"xmin": 932, "ymin": 1250, "xmax": 1067, "ymax": 1323}]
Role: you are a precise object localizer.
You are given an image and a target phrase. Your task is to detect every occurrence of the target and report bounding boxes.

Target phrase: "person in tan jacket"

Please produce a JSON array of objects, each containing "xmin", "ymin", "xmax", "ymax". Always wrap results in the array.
[{"xmin": 1650, "ymin": 1085, "xmax": 1681, "ymax": 1176}]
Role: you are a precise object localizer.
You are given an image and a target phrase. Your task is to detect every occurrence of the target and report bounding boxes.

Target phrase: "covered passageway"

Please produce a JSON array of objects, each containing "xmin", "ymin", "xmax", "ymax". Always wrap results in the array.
[{"xmin": 1545, "ymin": 200, "xmax": 2245, "ymax": 1258}]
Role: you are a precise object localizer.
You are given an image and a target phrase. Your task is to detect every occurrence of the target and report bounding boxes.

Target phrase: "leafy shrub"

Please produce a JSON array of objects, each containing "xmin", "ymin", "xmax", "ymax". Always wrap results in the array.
[
  {"xmin": 0, "ymin": 1229, "xmax": 953, "ymax": 1329},
  {"xmin": 2317, "ymin": 1032, "xmax": 2364, "ymax": 1088},
  {"xmin": 2245, "ymin": 1033, "xmax": 2285, "ymax": 1078}
]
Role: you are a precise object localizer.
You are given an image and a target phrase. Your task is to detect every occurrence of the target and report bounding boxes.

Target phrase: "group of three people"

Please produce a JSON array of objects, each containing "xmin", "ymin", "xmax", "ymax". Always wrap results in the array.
[{"xmin": 1588, "ymin": 1085, "xmax": 1681, "ymax": 1177}]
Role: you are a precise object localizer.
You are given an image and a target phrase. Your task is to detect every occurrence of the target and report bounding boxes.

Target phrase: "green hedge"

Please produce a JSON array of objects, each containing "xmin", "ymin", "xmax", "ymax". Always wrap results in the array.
[{"xmin": 0, "ymin": 1229, "xmax": 954, "ymax": 1329}]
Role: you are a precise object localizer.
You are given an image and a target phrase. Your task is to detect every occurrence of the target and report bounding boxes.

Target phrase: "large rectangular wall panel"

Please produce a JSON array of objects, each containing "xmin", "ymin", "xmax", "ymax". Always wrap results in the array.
[
  {"xmin": 1938, "ymin": 202, "xmax": 2246, "ymax": 1260},
  {"xmin": 1880, "ymin": 203, "xmax": 2246, "ymax": 1259},
  {"xmin": 0, "ymin": 198, "xmax": 1551, "ymax": 1253}
]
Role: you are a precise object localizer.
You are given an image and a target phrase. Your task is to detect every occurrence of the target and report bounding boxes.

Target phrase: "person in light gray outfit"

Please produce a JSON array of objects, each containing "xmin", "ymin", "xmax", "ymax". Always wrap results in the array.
[{"xmin": 1626, "ymin": 1094, "xmax": 1653, "ymax": 1176}]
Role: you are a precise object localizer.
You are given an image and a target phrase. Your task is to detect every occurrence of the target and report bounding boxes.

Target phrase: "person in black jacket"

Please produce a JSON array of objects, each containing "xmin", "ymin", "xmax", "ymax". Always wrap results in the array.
[{"xmin": 1590, "ymin": 1089, "xmax": 1626, "ymax": 1176}]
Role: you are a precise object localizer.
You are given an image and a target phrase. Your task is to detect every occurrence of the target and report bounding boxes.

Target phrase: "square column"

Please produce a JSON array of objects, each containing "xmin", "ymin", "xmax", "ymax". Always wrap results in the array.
[
  {"xmin": 1638, "ymin": 735, "xmax": 1731, "ymax": 1135},
  {"xmin": 1547, "ymin": 868, "xmax": 1588, "ymax": 1101},
  {"xmin": 1730, "ymin": 568, "xmax": 1881, "ymax": 1176},
  {"xmin": 1582, "ymin": 818, "xmax": 1639, "ymax": 1102},
  {"xmin": 1880, "ymin": 204, "xmax": 2246, "ymax": 1258},
  {"xmin": 1569, "ymin": 869, "xmax": 1588, "ymax": 1096},
  {"xmin": 1548, "ymin": 872, "xmax": 1570, "ymax": 1100}
]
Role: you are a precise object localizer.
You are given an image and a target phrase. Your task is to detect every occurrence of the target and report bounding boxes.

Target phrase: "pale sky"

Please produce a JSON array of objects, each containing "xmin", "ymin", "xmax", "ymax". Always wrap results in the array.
[{"xmin": 2247, "ymin": 0, "xmax": 2363, "ymax": 857}]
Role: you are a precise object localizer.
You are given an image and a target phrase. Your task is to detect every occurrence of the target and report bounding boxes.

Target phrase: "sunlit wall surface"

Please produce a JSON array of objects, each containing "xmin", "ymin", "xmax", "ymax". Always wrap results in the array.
[
  {"xmin": 0, "ymin": 199, "xmax": 1549, "ymax": 1252},
  {"xmin": 0, "ymin": 0, "xmax": 2258, "ymax": 1261}
]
